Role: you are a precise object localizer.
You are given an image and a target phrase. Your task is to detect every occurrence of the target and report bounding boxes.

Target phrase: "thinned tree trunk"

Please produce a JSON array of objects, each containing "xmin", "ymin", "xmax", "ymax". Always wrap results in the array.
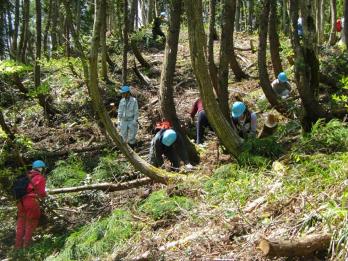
[
  {"xmin": 184, "ymin": 0, "xmax": 241, "ymax": 157},
  {"xmin": 207, "ymin": 0, "xmax": 218, "ymax": 93},
  {"xmin": 259, "ymin": 0, "xmax": 288, "ymax": 116},
  {"xmin": 247, "ymin": 0, "xmax": 254, "ymax": 32},
  {"xmin": 282, "ymin": 0, "xmax": 289, "ymax": 34},
  {"xmin": 51, "ymin": 0, "xmax": 58, "ymax": 54},
  {"xmin": 63, "ymin": 0, "xmax": 178, "ymax": 184},
  {"xmin": 289, "ymin": 0, "xmax": 328, "ymax": 131},
  {"xmin": 18, "ymin": 0, "xmax": 30, "ymax": 62},
  {"xmin": 159, "ymin": 0, "xmax": 199, "ymax": 164},
  {"xmin": 328, "ymin": 0, "xmax": 337, "ymax": 46},
  {"xmin": 148, "ymin": 0, "xmax": 155, "ymax": 24},
  {"xmin": 11, "ymin": 0, "xmax": 20, "ymax": 58},
  {"xmin": 228, "ymin": 0, "xmax": 248, "ymax": 81},
  {"xmin": 122, "ymin": 0, "xmax": 129, "ymax": 85},
  {"xmin": 316, "ymin": 0, "xmax": 324, "ymax": 44},
  {"xmin": 218, "ymin": 0, "xmax": 235, "ymax": 120},
  {"xmin": 100, "ymin": 0, "xmax": 108, "ymax": 81},
  {"xmin": 269, "ymin": 0, "xmax": 283, "ymax": 77}
]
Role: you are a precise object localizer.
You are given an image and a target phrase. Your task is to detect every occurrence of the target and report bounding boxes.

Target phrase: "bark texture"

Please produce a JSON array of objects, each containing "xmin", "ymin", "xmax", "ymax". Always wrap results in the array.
[
  {"xmin": 207, "ymin": 0, "xmax": 218, "ymax": 93},
  {"xmin": 269, "ymin": 0, "xmax": 283, "ymax": 77},
  {"xmin": 328, "ymin": 0, "xmax": 337, "ymax": 46}
]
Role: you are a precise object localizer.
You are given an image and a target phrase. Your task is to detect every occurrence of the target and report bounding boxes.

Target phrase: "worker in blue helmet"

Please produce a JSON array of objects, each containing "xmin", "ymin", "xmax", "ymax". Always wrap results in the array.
[
  {"xmin": 271, "ymin": 72, "xmax": 292, "ymax": 99},
  {"xmin": 152, "ymin": 11, "xmax": 166, "ymax": 41},
  {"xmin": 117, "ymin": 85, "xmax": 139, "ymax": 148},
  {"xmin": 231, "ymin": 101, "xmax": 257, "ymax": 139},
  {"xmin": 149, "ymin": 127, "xmax": 193, "ymax": 171}
]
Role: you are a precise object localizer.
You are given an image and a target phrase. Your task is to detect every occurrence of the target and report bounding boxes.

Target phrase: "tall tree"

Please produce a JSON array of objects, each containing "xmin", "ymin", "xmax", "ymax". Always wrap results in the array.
[
  {"xmin": 122, "ymin": 0, "xmax": 129, "ymax": 85},
  {"xmin": 344, "ymin": 0, "xmax": 348, "ymax": 47},
  {"xmin": 207, "ymin": 0, "xmax": 218, "ymax": 93},
  {"xmin": 184, "ymin": 0, "xmax": 242, "ymax": 157},
  {"xmin": 247, "ymin": 0, "xmax": 254, "ymax": 32},
  {"xmin": 269, "ymin": 0, "xmax": 283, "ymax": 77},
  {"xmin": 282, "ymin": 0, "xmax": 289, "ymax": 34},
  {"xmin": 148, "ymin": 0, "xmax": 155, "ymax": 24},
  {"xmin": 328, "ymin": 0, "xmax": 337, "ymax": 46},
  {"xmin": 235, "ymin": 0, "xmax": 241, "ymax": 31},
  {"xmin": 43, "ymin": 0, "xmax": 53, "ymax": 58},
  {"xmin": 159, "ymin": 0, "xmax": 199, "ymax": 164},
  {"xmin": 11, "ymin": 0, "xmax": 20, "ymax": 58},
  {"xmin": 18, "ymin": 0, "xmax": 30, "ymax": 62},
  {"xmin": 100, "ymin": 0, "xmax": 108, "ymax": 81}
]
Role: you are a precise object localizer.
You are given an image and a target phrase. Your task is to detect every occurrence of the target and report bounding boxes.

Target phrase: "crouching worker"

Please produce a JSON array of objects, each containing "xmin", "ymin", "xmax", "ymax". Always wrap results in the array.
[
  {"xmin": 231, "ymin": 101, "xmax": 257, "ymax": 139},
  {"xmin": 190, "ymin": 98, "xmax": 211, "ymax": 144},
  {"xmin": 14, "ymin": 160, "xmax": 47, "ymax": 249},
  {"xmin": 149, "ymin": 125, "xmax": 193, "ymax": 171},
  {"xmin": 271, "ymin": 72, "xmax": 292, "ymax": 99},
  {"xmin": 117, "ymin": 85, "xmax": 139, "ymax": 148}
]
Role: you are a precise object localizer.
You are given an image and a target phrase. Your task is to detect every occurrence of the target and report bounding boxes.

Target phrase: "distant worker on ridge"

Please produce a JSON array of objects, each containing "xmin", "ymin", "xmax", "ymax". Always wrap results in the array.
[{"xmin": 152, "ymin": 12, "xmax": 166, "ymax": 41}]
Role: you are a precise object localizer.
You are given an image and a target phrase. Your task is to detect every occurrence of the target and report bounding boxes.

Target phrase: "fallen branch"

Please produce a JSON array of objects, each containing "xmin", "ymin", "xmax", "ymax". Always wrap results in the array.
[
  {"xmin": 47, "ymin": 178, "xmax": 152, "ymax": 194},
  {"xmin": 257, "ymin": 233, "xmax": 331, "ymax": 257},
  {"xmin": 132, "ymin": 61, "xmax": 153, "ymax": 88}
]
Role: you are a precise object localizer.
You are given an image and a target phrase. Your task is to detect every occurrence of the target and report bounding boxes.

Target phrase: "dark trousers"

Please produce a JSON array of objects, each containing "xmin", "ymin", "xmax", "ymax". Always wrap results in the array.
[
  {"xmin": 150, "ymin": 144, "xmax": 180, "ymax": 170},
  {"xmin": 152, "ymin": 28, "xmax": 165, "ymax": 40},
  {"xmin": 196, "ymin": 110, "xmax": 211, "ymax": 144}
]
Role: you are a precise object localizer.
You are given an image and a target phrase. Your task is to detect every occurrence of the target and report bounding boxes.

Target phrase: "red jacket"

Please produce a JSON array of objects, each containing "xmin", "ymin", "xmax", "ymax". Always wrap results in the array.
[
  {"xmin": 25, "ymin": 170, "xmax": 47, "ymax": 199},
  {"xmin": 190, "ymin": 98, "xmax": 204, "ymax": 119}
]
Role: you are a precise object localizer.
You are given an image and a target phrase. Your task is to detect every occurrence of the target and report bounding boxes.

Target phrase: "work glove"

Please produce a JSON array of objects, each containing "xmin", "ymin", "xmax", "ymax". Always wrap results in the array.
[{"xmin": 185, "ymin": 164, "xmax": 193, "ymax": 171}]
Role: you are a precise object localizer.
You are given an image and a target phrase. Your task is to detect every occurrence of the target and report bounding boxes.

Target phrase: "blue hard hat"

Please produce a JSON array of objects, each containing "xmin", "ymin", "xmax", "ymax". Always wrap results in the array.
[
  {"xmin": 161, "ymin": 129, "xmax": 177, "ymax": 147},
  {"xmin": 231, "ymin": 101, "xmax": 246, "ymax": 118},
  {"xmin": 278, "ymin": 72, "xmax": 288, "ymax": 83},
  {"xmin": 160, "ymin": 12, "xmax": 166, "ymax": 17},
  {"xmin": 120, "ymin": 85, "xmax": 130, "ymax": 94},
  {"xmin": 32, "ymin": 160, "xmax": 46, "ymax": 169}
]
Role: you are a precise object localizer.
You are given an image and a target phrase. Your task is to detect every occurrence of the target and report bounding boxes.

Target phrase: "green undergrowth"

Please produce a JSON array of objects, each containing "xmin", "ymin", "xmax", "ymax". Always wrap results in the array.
[
  {"xmin": 139, "ymin": 190, "xmax": 194, "ymax": 220},
  {"xmin": 47, "ymin": 209, "xmax": 138, "ymax": 261}
]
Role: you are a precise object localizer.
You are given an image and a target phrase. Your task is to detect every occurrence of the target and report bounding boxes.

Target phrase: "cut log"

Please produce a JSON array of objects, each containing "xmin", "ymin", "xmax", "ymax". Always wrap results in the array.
[
  {"xmin": 47, "ymin": 178, "xmax": 152, "ymax": 194},
  {"xmin": 258, "ymin": 233, "xmax": 331, "ymax": 257}
]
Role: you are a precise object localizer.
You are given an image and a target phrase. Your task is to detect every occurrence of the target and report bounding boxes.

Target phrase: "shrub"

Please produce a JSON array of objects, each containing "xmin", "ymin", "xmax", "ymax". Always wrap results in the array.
[
  {"xmin": 139, "ymin": 190, "xmax": 194, "ymax": 220},
  {"xmin": 92, "ymin": 152, "xmax": 129, "ymax": 182},
  {"xmin": 293, "ymin": 119, "xmax": 348, "ymax": 154}
]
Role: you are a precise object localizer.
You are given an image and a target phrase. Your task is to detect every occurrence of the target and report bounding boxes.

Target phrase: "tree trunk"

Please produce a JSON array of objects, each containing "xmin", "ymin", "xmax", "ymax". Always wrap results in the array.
[
  {"xmin": 11, "ymin": 0, "xmax": 20, "ymax": 58},
  {"xmin": 122, "ymin": 0, "xmax": 129, "ymax": 85},
  {"xmin": 316, "ymin": 0, "xmax": 324, "ymax": 44},
  {"xmin": 130, "ymin": 0, "xmax": 138, "ymax": 32},
  {"xmin": 51, "ymin": 0, "xmax": 58, "ymax": 54},
  {"xmin": 131, "ymin": 38, "xmax": 151, "ymax": 68},
  {"xmin": 247, "ymin": 0, "xmax": 254, "ymax": 32},
  {"xmin": 328, "ymin": 0, "xmax": 337, "ymax": 46},
  {"xmin": 43, "ymin": 0, "xmax": 53, "ymax": 58},
  {"xmin": 159, "ymin": 0, "xmax": 199, "ymax": 164},
  {"xmin": 258, "ymin": 233, "xmax": 331, "ymax": 257},
  {"xmin": 269, "ymin": 0, "xmax": 283, "ymax": 77},
  {"xmin": 100, "ymin": 0, "xmax": 108, "ymax": 81},
  {"xmin": 184, "ymin": 0, "xmax": 241, "ymax": 158},
  {"xmin": 218, "ymin": 0, "xmax": 236, "ymax": 120},
  {"xmin": 47, "ymin": 178, "xmax": 152, "ymax": 194},
  {"xmin": 228, "ymin": 1, "xmax": 248, "ymax": 81},
  {"xmin": 148, "ymin": 0, "xmax": 155, "ymax": 24},
  {"xmin": 235, "ymin": 0, "xmax": 241, "ymax": 32},
  {"xmin": 18, "ymin": 0, "xmax": 30, "ymax": 62},
  {"xmin": 63, "ymin": 0, "xmax": 178, "ymax": 185},
  {"xmin": 289, "ymin": 0, "xmax": 328, "ymax": 131},
  {"xmin": 344, "ymin": 0, "xmax": 348, "ymax": 47},
  {"xmin": 282, "ymin": 0, "xmax": 289, "ymax": 34},
  {"xmin": 207, "ymin": 0, "xmax": 218, "ymax": 93},
  {"xmin": 258, "ymin": 0, "xmax": 289, "ymax": 116}
]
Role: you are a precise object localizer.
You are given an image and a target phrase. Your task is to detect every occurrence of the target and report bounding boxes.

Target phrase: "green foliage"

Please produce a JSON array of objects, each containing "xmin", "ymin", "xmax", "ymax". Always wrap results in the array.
[
  {"xmin": 293, "ymin": 119, "xmax": 348, "ymax": 154},
  {"xmin": 48, "ymin": 155, "xmax": 87, "ymax": 188},
  {"xmin": 139, "ymin": 190, "xmax": 194, "ymax": 220},
  {"xmin": 0, "ymin": 60, "xmax": 32, "ymax": 76},
  {"xmin": 50, "ymin": 209, "xmax": 137, "ymax": 261},
  {"xmin": 92, "ymin": 152, "xmax": 129, "ymax": 182}
]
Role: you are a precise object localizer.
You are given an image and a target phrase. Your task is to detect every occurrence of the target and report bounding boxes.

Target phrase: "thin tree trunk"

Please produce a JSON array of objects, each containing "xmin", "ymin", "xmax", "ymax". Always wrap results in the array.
[
  {"xmin": 51, "ymin": 0, "xmax": 58, "ymax": 54},
  {"xmin": 122, "ymin": 0, "xmax": 129, "ymax": 85},
  {"xmin": 100, "ymin": 0, "xmax": 108, "ymax": 81},
  {"xmin": 247, "ymin": 0, "xmax": 254, "ymax": 32},
  {"xmin": 282, "ymin": 0, "xmax": 289, "ymax": 34},
  {"xmin": 43, "ymin": 0, "xmax": 53, "ymax": 58},
  {"xmin": 218, "ymin": 0, "xmax": 235, "ymax": 120},
  {"xmin": 316, "ymin": 0, "xmax": 324, "ymax": 44},
  {"xmin": 148, "ymin": 0, "xmax": 155, "ymax": 23},
  {"xmin": 235, "ymin": 0, "xmax": 241, "ymax": 31},
  {"xmin": 11, "ymin": 0, "xmax": 20, "ymax": 58},
  {"xmin": 63, "ymin": 0, "xmax": 178, "ymax": 184},
  {"xmin": 344, "ymin": 0, "xmax": 348, "ymax": 47},
  {"xmin": 159, "ymin": 0, "xmax": 199, "ymax": 164},
  {"xmin": 130, "ymin": 0, "xmax": 137, "ymax": 32},
  {"xmin": 328, "ymin": 0, "xmax": 337, "ymax": 45},
  {"xmin": 207, "ymin": 0, "xmax": 218, "ymax": 93},
  {"xmin": 18, "ymin": 0, "xmax": 30, "ymax": 62},
  {"xmin": 269, "ymin": 0, "xmax": 283, "ymax": 77},
  {"xmin": 184, "ymin": 0, "xmax": 241, "ymax": 157}
]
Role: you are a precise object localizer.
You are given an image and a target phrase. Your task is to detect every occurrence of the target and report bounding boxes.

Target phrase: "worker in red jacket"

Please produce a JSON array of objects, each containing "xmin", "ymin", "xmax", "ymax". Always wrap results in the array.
[
  {"xmin": 15, "ymin": 160, "xmax": 47, "ymax": 249},
  {"xmin": 190, "ymin": 98, "xmax": 212, "ymax": 144}
]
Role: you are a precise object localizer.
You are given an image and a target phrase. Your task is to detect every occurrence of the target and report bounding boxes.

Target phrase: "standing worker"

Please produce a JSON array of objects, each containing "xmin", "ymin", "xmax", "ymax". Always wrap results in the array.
[
  {"xmin": 231, "ymin": 101, "xmax": 257, "ymax": 139},
  {"xmin": 149, "ymin": 126, "xmax": 193, "ymax": 171},
  {"xmin": 271, "ymin": 72, "xmax": 292, "ymax": 99},
  {"xmin": 190, "ymin": 98, "xmax": 211, "ymax": 145},
  {"xmin": 117, "ymin": 85, "xmax": 139, "ymax": 148},
  {"xmin": 15, "ymin": 160, "xmax": 48, "ymax": 249},
  {"xmin": 152, "ymin": 12, "xmax": 166, "ymax": 41}
]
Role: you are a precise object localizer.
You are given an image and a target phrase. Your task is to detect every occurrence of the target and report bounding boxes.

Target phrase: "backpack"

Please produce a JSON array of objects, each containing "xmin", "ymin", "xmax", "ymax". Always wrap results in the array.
[
  {"xmin": 155, "ymin": 120, "xmax": 172, "ymax": 131},
  {"xmin": 337, "ymin": 19, "xmax": 342, "ymax": 32},
  {"xmin": 12, "ymin": 174, "xmax": 30, "ymax": 200}
]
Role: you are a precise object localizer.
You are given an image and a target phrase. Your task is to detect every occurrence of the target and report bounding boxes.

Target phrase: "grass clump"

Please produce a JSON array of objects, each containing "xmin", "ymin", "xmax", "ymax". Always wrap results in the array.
[
  {"xmin": 50, "ymin": 209, "xmax": 137, "ymax": 261},
  {"xmin": 293, "ymin": 119, "xmax": 348, "ymax": 154},
  {"xmin": 139, "ymin": 190, "xmax": 194, "ymax": 220},
  {"xmin": 48, "ymin": 155, "xmax": 87, "ymax": 188},
  {"xmin": 92, "ymin": 152, "xmax": 129, "ymax": 182}
]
